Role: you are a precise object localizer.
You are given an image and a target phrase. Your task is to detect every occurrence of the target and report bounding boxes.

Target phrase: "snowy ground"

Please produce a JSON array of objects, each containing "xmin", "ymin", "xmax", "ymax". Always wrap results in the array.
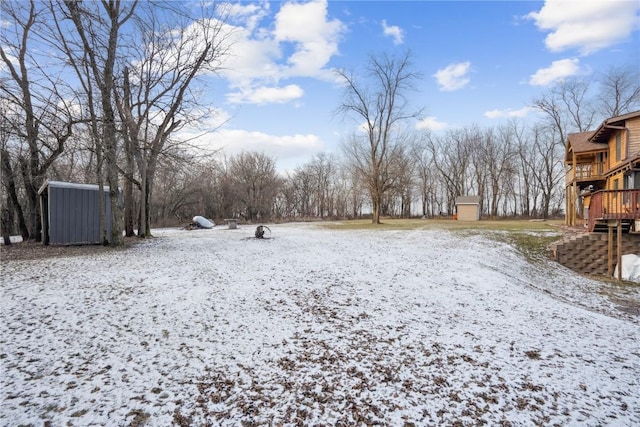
[{"xmin": 1, "ymin": 223, "xmax": 639, "ymax": 426}]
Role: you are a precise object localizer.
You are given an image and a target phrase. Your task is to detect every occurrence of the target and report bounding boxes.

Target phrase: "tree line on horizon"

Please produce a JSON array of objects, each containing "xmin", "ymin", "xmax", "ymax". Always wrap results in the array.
[{"xmin": 2, "ymin": 1, "xmax": 639, "ymax": 244}]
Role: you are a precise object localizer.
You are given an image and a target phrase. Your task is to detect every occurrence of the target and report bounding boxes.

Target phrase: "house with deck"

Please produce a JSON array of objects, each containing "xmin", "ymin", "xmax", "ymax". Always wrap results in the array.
[{"xmin": 565, "ymin": 110, "xmax": 640, "ymax": 233}]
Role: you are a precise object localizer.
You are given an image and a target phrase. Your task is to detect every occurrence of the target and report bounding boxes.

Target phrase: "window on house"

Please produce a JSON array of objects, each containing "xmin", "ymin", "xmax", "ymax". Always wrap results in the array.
[{"xmin": 615, "ymin": 134, "xmax": 621, "ymax": 161}]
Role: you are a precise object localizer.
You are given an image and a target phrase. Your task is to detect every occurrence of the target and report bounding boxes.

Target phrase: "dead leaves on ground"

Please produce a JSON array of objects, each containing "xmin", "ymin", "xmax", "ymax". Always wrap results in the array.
[{"xmin": 176, "ymin": 286, "xmax": 572, "ymax": 426}]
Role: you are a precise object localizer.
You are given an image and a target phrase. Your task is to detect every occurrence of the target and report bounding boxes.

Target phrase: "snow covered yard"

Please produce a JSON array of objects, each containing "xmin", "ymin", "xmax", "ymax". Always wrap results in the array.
[{"xmin": 1, "ymin": 223, "xmax": 639, "ymax": 426}]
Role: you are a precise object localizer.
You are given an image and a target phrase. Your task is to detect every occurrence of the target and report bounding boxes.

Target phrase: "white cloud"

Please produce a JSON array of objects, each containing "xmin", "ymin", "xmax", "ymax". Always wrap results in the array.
[
  {"xmin": 433, "ymin": 62, "xmax": 471, "ymax": 92},
  {"xmin": 274, "ymin": 0, "xmax": 345, "ymax": 77},
  {"xmin": 227, "ymin": 84, "xmax": 304, "ymax": 105},
  {"xmin": 416, "ymin": 116, "xmax": 448, "ymax": 131},
  {"xmin": 199, "ymin": 128, "xmax": 325, "ymax": 162},
  {"xmin": 529, "ymin": 58, "xmax": 581, "ymax": 86},
  {"xmin": 382, "ymin": 20, "xmax": 404, "ymax": 45},
  {"xmin": 484, "ymin": 106, "xmax": 534, "ymax": 119},
  {"xmin": 527, "ymin": 0, "xmax": 640, "ymax": 55},
  {"xmin": 218, "ymin": 0, "xmax": 345, "ymax": 105},
  {"xmin": 226, "ymin": 2, "xmax": 270, "ymax": 33}
]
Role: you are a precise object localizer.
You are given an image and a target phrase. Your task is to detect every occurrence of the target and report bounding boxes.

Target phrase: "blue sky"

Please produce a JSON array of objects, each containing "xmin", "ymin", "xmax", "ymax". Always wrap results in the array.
[{"xmin": 189, "ymin": 0, "xmax": 640, "ymax": 171}]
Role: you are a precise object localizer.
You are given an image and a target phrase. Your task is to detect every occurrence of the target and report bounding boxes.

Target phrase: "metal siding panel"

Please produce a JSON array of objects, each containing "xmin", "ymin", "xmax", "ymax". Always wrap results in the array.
[
  {"xmin": 48, "ymin": 187, "xmax": 58, "ymax": 244},
  {"xmin": 85, "ymin": 189, "xmax": 94, "ymax": 243},
  {"xmin": 54, "ymin": 187, "xmax": 62, "ymax": 244},
  {"xmin": 44, "ymin": 182, "xmax": 116, "ymax": 245},
  {"xmin": 88, "ymin": 189, "xmax": 99, "ymax": 243},
  {"xmin": 79, "ymin": 189, "xmax": 86, "ymax": 242},
  {"xmin": 64, "ymin": 188, "xmax": 71, "ymax": 243},
  {"xmin": 81, "ymin": 189, "xmax": 89, "ymax": 243},
  {"xmin": 78, "ymin": 189, "xmax": 86, "ymax": 243},
  {"xmin": 104, "ymin": 190, "xmax": 112, "ymax": 242},
  {"xmin": 73, "ymin": 188, "xmax": 83, "ymax": 243},
  {"xmin": 53, "ymin": 187, "xmax": 66, "ymax": 244},
  {"xmin": 79, "ymin": 188, "xmax": 98, "ymax": 244},
  {"xmin": 65, "ymin": 187, "xmax": 77, "ymax": 244}
]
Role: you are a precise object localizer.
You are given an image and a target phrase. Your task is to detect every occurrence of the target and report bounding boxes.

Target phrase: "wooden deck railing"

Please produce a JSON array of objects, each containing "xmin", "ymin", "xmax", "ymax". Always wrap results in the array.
[
  {"xmin": 588, "ymin": 189, "xmax": 640, "ymax": 231},
  {"xmin": 567, "ymin": 162, "xmax": 606, "ymax": 184}
]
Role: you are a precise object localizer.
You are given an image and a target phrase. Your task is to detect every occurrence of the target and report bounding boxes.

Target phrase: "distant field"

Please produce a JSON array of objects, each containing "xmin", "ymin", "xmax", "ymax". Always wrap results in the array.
[{"xmin": 319, "ymin": 218, "xmax": 564, "ymax": 231}]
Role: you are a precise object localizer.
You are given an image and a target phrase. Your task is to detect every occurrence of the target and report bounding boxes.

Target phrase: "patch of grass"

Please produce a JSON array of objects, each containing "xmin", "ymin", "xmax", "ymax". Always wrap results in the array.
[
  {"xmin": 497, "ymin": 231, "xmax": 563, "ymax": 263},
  {"xmin": 320, "ymin": 218, "xmax": 429, "ymax": 231},
  {"xmin": 319, "ymin": 218, "xmax": 563, "ymax": 233},
  {"xmin": 319, "ymin": 218, "xmax": 564, "ymax": 262}
]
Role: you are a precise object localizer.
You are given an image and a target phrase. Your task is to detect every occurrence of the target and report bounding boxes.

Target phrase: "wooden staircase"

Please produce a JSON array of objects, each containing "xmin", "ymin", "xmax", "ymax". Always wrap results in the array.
[{"xmin": 591, "ymin": 220, "xmax": 632, "ymax": 233}]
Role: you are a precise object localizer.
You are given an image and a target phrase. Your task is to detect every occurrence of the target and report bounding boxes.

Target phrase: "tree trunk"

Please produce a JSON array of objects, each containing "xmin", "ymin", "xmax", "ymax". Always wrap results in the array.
[
  {"xmin": 1, "ymin": 149, "xmax": 29, "ymax": 240},
  {"xmin": 1, "ymin": 198, "xmax": 13, "ymax": 245},
  {"xmin": 18, "ymin": 158, "xmax": 41, "ymax": 241},
  {"xmin": 372, "ymin": 191, "xmax": 381, "ymax": 224},
  {"xmin": 138, "ymin": 155, "xmax": 148, "ymax": 237},
  {"xmin": 123, "ymin": 137, "xmax": 135, "ymax": 237}
]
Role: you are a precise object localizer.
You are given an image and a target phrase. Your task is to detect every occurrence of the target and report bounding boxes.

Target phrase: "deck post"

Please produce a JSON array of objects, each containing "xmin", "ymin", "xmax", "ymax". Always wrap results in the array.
[
  {"xmin": 607, "ymin": 223, "xmax": 614, "ymax": 276},
  {"xmin": 617, "ymin": 219, "xmax": 622, "ymax": 281}
]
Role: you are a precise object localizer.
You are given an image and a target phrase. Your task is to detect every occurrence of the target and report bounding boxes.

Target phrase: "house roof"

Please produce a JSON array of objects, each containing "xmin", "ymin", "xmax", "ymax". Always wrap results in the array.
[
  {"xmin": 455, "ymin": 196, "xmax": 480, "ymax": 205},
  {"xmin": 566, "ymin": 110, "xmax": 640, "ymax": 161},
  {"xmin": 566, "ymin": 131, "xmax": 601, "ymax": 160},
  {"xmin": 591, "ymin": 110, "xmax": 640, "ymax": 144}
]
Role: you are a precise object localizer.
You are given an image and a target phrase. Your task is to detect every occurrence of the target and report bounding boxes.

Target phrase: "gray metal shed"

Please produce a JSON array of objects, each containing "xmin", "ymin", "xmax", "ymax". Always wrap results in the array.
[{"xmin": 38, "ymin": 180, "xmax": 112, "ymax": 245}]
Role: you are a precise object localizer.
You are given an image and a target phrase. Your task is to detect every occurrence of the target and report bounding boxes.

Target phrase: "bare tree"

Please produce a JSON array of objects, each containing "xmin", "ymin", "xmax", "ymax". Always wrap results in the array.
[
  {"xmin": 306, "ymin": 153, "xmax": 339, "ymax": 218},
  {"xmin": 425, "ymin": 128, "xmax": 474, "ymax": 214},
  {"xmin": 336, "ymin": 51, "xmax": 422, "ymax": 224},
  {"xmin": 482, "ymin": 125, "xmax": 517, "ymax": 217},
  {"xmin": 524, "ymin": 124, "xmax": 565, "ymax": 218},
  {"xmin": 412, "ymin": 140, "xmax": 438, "ymax": 218},
  {"xmin": 531, "ymin": 78, "xmax": 596, "ymax": 220},
  {"xmin": 1, "ymin": 0, "xmax": 77, "ymax": 241},
  {"xmin": 532, "ymin": 77, "xmax": 596, "ymax": 152},
  {"xmin": 294, "ymin": 167, "xmax": 314, "ymax": 218},
  {"xmin": 115, "ymin": 2, "xmax": 231, "ymax": 237},
  {"xmin": 384, "ymin": 139, "xmax": 415, "ymax": 218},
  {"xmin": 598, "ymin": 65, "xmax": 640, "ymax": 117},
  {"xmin": 229, "ymin": 152, "xmax": 281, "ymax": 222},
  {"xmin": 0, "ymin": 100, "xmax": 29, "ymax": 242},
  {"xmin": 59, "ymin": 0, "xmax": 139, "ymax": 245}
]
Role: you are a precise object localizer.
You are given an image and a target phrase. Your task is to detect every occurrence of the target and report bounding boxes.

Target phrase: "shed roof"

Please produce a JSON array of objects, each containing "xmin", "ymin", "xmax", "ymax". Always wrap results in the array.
[
  {"xmin": 38, "ymin": 180, "xmax": 111, "ymax": 195},
  {"xmin": 455, "ymin": 196, "xmax": 480, "ymax": 205}
]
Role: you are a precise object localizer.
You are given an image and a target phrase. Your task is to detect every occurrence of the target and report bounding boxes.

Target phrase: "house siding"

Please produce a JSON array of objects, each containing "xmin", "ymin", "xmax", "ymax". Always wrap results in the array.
[
  {"xmin": 607, "ymin": 172, "xmax": 625, "ymax": 191},
  {"xmin": 608, "ymin": 131, "xmax": 626, "ymax": 169},
  {"xmin": 627, "ymin": 117, "xmax": 640, "ymax": 157}
]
